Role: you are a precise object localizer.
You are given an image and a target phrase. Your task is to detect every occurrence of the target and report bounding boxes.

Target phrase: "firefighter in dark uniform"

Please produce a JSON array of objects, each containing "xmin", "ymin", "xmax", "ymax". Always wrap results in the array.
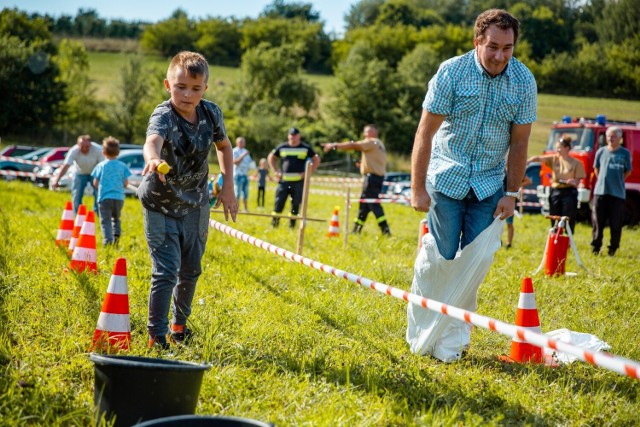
[
  {"xmin": 268, "ymin": 127, "xmax": 320, "ymax": 228},
  {"xmin": 322, "ymin": 124, "xmax": 391, "ymax": 235}
]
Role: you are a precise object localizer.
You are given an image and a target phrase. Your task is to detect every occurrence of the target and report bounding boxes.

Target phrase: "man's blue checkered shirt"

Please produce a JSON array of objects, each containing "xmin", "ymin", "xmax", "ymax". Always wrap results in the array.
[{"xmin": 423, "ymin": 50, "xmax": 537, "ymax": 200}]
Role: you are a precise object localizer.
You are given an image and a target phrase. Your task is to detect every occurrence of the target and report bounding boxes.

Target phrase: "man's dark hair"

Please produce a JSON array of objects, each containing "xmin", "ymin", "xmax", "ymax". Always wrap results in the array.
[{"xmin": 474, "ymin": 9, "xmax": 520, "ymax": 45}]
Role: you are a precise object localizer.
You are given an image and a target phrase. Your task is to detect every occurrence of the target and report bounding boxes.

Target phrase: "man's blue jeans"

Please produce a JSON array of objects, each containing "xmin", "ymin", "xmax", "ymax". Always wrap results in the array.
[
  {"xmin": 143, "ymin": 204, "xmax": 210, "ymax": 338},
  {"xmin": 234, "ymin": 174, "xmax": 249, "ymax": 201},
  {"xmin": 426, "ymin": 181, "xmax": 502, "ymax": 260},
  {"xmin": 72, "ymin": 173, "xmax": 97, "ymax": 214}
]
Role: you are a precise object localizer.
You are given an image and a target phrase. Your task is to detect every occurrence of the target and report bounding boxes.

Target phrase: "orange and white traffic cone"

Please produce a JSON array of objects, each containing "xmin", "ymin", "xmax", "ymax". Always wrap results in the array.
[
  {"xmin": 327, "ymin": 206, "xmax": 340, "ymax": 237},
  {"xmin": 68, "ymin": 204, "xmax": 86, "ymax": 256},
  {"xmin": 499, "ymin": 277, "xmax": 544, "ymax": 364},
  {"xmin": 417, "ymin": 218, "xmax": 429, "ymax": 251},
  {"xmin": 92, "ymin": 258, "xmax": 130, "ymax": 351},
  {"xmin": 55, "ymin": 201, "xmax": 75, "ymax": 248},
  {"xmin": 69, "ymin": 211, "xmax": 97, "ymax": 274}
]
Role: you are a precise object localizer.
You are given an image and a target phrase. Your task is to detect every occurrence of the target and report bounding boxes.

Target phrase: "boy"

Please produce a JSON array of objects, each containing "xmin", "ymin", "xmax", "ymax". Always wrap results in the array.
[
  {"xmin": 138, "ymin": 51, "xmax": 238, "ymax": 349},
  {"xmin": 91, "ymin": 136, "xmax": 131, "ymax": 245}
]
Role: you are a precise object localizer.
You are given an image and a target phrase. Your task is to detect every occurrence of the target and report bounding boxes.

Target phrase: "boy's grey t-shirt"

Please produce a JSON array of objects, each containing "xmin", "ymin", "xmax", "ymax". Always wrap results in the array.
[{"xmin": 138, "ymin": 99, "xmax": 227, "ymax": 218}]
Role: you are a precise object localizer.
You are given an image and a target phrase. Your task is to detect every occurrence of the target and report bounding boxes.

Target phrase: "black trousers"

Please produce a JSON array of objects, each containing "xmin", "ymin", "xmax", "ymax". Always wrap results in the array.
[
  {"xmin": 549, "ymin": 187, "xmax": 578, "ymax": 232},
  {"xmin": 356, "ymin": 174, "xmax": 388, "ymax": 231},
  {"xmin": 273, "ymin": 180, "xmax": 304, "ymax": 227},
  {"xmin": 591, "ymin": 194, "xmax": 625, "ymax": 253},
  {"xmin": 257, "ymin": 186, "xmax": 265, "ymax": 207}
]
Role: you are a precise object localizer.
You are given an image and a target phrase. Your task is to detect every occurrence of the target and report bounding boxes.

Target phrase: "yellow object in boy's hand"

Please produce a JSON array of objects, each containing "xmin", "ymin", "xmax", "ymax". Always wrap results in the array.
[{"xmin": 157, "ymin": 162, "xmax": 171, "ymax": 174}]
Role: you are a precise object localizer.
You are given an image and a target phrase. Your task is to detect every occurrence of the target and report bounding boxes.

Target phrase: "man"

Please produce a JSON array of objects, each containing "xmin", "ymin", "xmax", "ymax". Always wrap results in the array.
[
  {"xmin": 407, "ymin": 9, "xmax": 537, "ymax": 362},
  {"xmin": 268, "ymin": 127, "xmax": 320, "ymax": 228},
  {"xmin": 233, "ymin": 136, "xmax": 253, "ymax": 212},
  {"xmin": 322, "ymin": 124, "xmax": 391, "ymax": 235},
  {"xmin": 591, "ymin": 126, "xmax": 632, "ymax": 256},
  {"xmin": 52, "ymin": 134, "xmax": 104, "ymax": 214}
]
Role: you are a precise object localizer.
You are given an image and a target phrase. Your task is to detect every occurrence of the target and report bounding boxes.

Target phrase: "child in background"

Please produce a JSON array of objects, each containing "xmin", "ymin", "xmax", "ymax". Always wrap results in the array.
[
  {"xmin": 138, "ymin": 51, "xmax": 237, "ymax": 350},
  {"xmin": 255, "ymin": 158, "xmax": 271, "ymax": 209},
  {"xmin": 91, "ymin": 136, "xmax": 131, "ymax": 246}
]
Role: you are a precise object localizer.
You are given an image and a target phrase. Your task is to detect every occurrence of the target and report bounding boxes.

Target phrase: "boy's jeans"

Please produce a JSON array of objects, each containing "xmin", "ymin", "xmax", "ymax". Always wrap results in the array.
[
  {"xmin": 98, "ymin": 199, "xmax": 124, "ymax": 244},
  {"xmin": 143, "ymin": 204, "xmax": 209, "ymax": 338}
]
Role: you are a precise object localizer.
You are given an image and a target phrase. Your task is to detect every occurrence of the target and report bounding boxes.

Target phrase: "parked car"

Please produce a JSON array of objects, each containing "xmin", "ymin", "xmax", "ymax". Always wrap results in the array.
[
  {"xmin": 0, "ymin": 144, "xmax": 39, "ymax": 158},
  {"xmin": 1, "ymin": 147, "xmax": 68, "ymax": 180},
  {"xmin": 116, "ymin": 149, "xmax": 144, "ymax": 195},
  {"xmin": 522, "ymin": 161, "xmax": 542, "ymax": 213},
  {"xmin": 381, "ymin": 172, "xmax": 411, "ymax": 195}
]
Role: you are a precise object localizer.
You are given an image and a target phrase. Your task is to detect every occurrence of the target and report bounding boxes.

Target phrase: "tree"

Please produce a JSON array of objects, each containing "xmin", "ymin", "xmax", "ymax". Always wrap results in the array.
[
  {"xmin": 0, "ymin": 9, "xmax": 64, "ymax": 135},
  {"xmin": 140, "ymin": 9, "xmax": 197, "ymax": 57},
  {"xmin": 227, "ymin": 43, "xmax": 318, "ymax": 154},
  {"xmin": 393, "ymin": 44, "xmax": 443, "ymax": 153},
  {"xmin": 54, "ymin": 39, "xmax": 100, "ymax": 142},
  {"xmin": 241, "ymin": 17, "xmax": 331, "ymax": 72},
  {"xmin": 326, "ymin": 42, "xmax": 399, "ymax": 149},
  {"xmin": 230, "ymin": 43, "xmax": 317, "ymax": 115},
  {"xmin": 195, "ymin": 18, "xmax": 242, "ymax": 66},
  {"xmin": 344, "ymin": 0, "xmax": 385, "ymax": 30},
  {"xmin": 597, "ymin": 0, "xmax": 640, "ymax": 44},
  {"xmin": 109, "ymin": 55, "xmax": 158, "ymax": 143},
  {"xmin": 260, "ymin": 0, "xmax": 321, "ymax": 22}
]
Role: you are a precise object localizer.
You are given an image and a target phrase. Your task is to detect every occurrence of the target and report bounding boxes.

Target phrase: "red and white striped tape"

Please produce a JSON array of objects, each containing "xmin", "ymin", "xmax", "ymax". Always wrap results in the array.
[
  {"xmin": 0, "ymin": 170, "xmax": 37, "ymax": 178},
  {"xmin": 357, "ymin": 198, "xmax": 410, "ymax": 205},
  {"xmin": 0, "ymin": 155, "xmax": 45, "ymax": 165},
  {"xmin": 518, "ymin": 202, "xmax": 542, "ymax": 207},
  {"xmin": 209, "ymin": 219, "xmax": 640, "ymax": 380},
  {"xmin": 311, "ymin": 176, "xmax": 362, "ymax": 184}
]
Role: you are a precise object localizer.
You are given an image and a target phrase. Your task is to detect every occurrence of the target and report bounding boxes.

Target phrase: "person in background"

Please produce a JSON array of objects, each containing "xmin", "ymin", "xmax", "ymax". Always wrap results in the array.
[
  {"xmin": 233, "ymin": 136, "xmax": 252, "ymax": 212},
  {"xmin": 254, "ymin": 158, "xmax": 272, "ymax": 209},
  {"xmin": 527, "ymin": 135, "xmax": 585, "ymax": 232},
  {"xmin": 504, "ymin": 174, "xmax": 532, "ymax": 248},
  {"xmin": 138, "ymin": 51, "xmax": 238, "ymax": 350},
  {"xmin": 91, "ymin": 136, "xmax": 131, "ymax": 246},
  {"xmin": 322, "ymin": 124, "xmax": 391, "ymax": 235},
  {"xmin": 268, "ymin": 127, "xmax": 320, "ymax": 229},
  {"xmin": 408, "ymin": 9, "xmax": 537, "ymax": 362},
  {"xmin": 52, "ymin": 134, "xmax": 104, "ymax": 214},
  {"xmin": 591, "ymin": 126, "xmax": 632, "ymax": 256}
]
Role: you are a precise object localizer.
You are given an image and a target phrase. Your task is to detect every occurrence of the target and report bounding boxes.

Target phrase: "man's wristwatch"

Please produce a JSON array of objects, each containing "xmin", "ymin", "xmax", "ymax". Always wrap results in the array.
[{"xmin": 504, "ymin": 190, "xmax": 520, "ymax": 199}]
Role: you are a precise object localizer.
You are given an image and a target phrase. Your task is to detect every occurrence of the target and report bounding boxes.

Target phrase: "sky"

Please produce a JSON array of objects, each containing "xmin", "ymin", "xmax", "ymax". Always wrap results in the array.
[{"xmin": 1, "ymin": 0, "xmax": 356, "ymax": 35}]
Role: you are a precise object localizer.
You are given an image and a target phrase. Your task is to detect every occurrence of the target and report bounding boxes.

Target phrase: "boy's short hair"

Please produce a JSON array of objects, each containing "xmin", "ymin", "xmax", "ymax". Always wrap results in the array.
[
  {"xmin": 103, "ymin": 136, "xmax": 120, "ymax": 157},
  {"xmin": 167, "ymin": 51, "xmax": 209, "ymax": 83}
]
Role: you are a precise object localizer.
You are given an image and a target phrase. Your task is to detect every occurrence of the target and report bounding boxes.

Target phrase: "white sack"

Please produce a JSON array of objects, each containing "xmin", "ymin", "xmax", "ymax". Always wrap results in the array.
[
  {"xmin": 544, "ymin": 328, "xmax": 611, "ymax": 364},
  {"xmin": 407, "ymin": 216, "xmax": 504, "ymax": 362}
]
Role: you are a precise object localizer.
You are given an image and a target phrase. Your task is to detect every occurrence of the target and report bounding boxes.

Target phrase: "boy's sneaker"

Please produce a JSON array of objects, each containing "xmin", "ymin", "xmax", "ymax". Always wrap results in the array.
[
  {"xmin": 148, "ymin": 334, "xmax": 169, "ymax": 350},
  {"xmin": 170, "ymin": 324, "xmax": 193, "ymax": 345}
]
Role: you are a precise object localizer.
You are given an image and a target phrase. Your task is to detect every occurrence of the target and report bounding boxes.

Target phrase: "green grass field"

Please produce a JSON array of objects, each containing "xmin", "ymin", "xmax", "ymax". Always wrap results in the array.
[{"xmin": 0, "ymin": 177, "xmax": 639, "ymax": 425}]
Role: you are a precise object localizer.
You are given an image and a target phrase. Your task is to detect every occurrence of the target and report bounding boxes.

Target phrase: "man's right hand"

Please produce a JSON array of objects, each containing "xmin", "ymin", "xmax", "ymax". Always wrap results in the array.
[
  {"xmin": 411, "ymin": 188, "xmax": 431, "ymax": 213},
  {"xmin": 321, "ymin": 143, "xmax": 335, "ymax": 153}
]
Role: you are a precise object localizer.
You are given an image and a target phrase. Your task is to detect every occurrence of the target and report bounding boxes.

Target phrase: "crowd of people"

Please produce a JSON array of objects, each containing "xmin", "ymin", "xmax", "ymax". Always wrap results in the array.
[{"xmin": 42, "ymin": 8, "xmax": 631, "ymax": 356}]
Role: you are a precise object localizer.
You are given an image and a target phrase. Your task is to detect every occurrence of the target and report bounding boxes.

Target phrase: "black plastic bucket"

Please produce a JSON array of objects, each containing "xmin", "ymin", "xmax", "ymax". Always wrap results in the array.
[
  {"xmin": 132, "ymin": 415, "xmax": 274, "ymax": 426},
  {"xmin": 91, "ymin": 353, "xmax": 211, "ymax": 427}
]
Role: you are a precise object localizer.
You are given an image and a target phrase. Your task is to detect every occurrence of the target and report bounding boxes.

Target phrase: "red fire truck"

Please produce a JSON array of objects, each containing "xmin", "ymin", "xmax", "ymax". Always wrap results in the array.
[{"xmin": 536, "ymin": 115, "xmax": 640, "ymax": 225}]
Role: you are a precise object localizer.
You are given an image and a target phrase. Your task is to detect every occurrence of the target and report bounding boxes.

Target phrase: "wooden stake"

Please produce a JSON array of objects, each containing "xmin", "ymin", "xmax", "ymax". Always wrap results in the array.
[{"xmin": 296, "ymin": 161, "xmax": 312, "ymax": 255}]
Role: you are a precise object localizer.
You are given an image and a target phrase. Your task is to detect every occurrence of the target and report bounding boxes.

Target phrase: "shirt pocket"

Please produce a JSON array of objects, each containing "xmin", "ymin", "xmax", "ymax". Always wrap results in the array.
[
  {"xmin": 497, "ymin": 95, "xmax": 521, "ymax": 123},
  {"xmin": 452, "ymin": 86, "xmax": 480, "ymax": 116}
]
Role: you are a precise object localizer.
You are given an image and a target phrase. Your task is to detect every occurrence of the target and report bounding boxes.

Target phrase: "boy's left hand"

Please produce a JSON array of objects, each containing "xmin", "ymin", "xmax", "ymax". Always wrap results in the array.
[{"xmin": 215, "ymin": 183, "xmax": 238, "ymax": 222}]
